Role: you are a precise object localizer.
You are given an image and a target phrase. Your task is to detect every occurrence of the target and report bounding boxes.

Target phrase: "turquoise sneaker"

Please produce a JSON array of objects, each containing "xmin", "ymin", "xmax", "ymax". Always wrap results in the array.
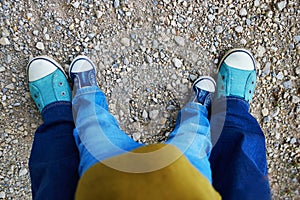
[
  {"xmin": 27, "ymin": 56, "xmax": 72, "ymax": 112},
  {"xmin": 216, "ymin": 49, "xmax": 257, "ymax": 102}
]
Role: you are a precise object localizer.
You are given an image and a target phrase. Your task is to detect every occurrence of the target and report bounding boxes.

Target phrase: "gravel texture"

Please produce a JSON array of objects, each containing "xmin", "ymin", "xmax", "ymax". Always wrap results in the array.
[{"xmin": 0, "ymin": 0, "xmax": 299, "ymax": 199}]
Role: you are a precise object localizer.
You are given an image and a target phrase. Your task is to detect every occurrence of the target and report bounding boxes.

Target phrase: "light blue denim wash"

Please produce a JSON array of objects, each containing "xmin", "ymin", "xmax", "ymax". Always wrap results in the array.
[{"xmin": 72, "ymin": 86, "xmax": 212, "ymax": 182}]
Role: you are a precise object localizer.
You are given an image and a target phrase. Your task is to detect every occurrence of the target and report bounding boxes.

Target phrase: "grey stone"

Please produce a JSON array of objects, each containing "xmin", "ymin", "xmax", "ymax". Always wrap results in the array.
[
  {"xmin": 36, "ymin": 42, "xmax": 45, "ymax": 50},
  {"xmin": 294, "ymin": 36, "xmax": 300, "ymax": 43},
  {"xmin": 235, "ymin": 26, "xmax": 243, "ymax": 33},
  {"xmin": 282, "ymin": 80, "xmax": 293, "ymax": 89},
  {"xmin": 277, "ymin": 1, "xmax": 287, "ymax": 11},
  {"xmin": 174, "ymin": 36, "xmax": 185, "ymax": 46},
  {"xmin": 72, "ymin": 2, "xmax": 80, "ymax": 8},
  {"xmin": 142, "ymin": 110, "xmax": 148, "ymax": 119},
  {"xmin": 114, "ymin": 0, "xmax": 120, "ymax": 8},
  {"xmin": 239, "ymin": 8, "xmax": 247, "ymax": 16},
  {"xmin": 0, "ymin": 37, "xmax": 10, "ymax": 45},
  {"xmin": 215, "ymin": 26, "xmax": 223, "ymax": 34},
  {"xmin": 5, "ymin": 83, "xmax": 15, "ymax": 90},
  {"xmin": 132, "ymin": 132, "xmax": 141, "ymax": 141},
  {"xmin": 149, "ymin": 110, "xmax": 159, "ymax": 120},
  {"xmin": 0, "ymin": 66, "xmax": 5, "ymax": 72},
  {"xmin": 262, "ymin": 108, "xmax": 269, "ymax": 117},
  {"xmin": 172, "ymin": 58, "xmax": 182, "ymax": 68},
  {"xmin": 19, "ymin": 168, "xmax": 28, "ymax": 176},
  {"xmin": 257, "ymin": 45, "xmax": 266, "ymax": 57},
  {"xmin": 145, "ymin": 55, "xmax": 153, "ymax": 63},
  {"xmin": 262, "ymin": 62, "xmax": 271, "ymax": 76},
  {"xmin": 120, "ymin": 37, "xmax": 130, "ymax": 46},
  {"xmin": 291, "ymin": 95, "xmax": 300, "ymax": 104},
  {"xmin": 0, "ymin": 192, "xmax": 5, "ymax": 199}
]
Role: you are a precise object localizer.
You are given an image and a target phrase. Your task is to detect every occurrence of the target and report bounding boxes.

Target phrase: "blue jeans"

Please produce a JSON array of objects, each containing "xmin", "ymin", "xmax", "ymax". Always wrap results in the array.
[
  {"xmin": 72, "ymin": 86, "xmax": 212, "ymax": 182},
  {"xmin": 29, "ymin": 102, "xmax": 79, "ymax": 200},
  {"xmin": 209, "ymin": 97, "xmax": 271, "ymax": 200},
  {"xmin": 29, "ymin": 90, "xmax": 270, "ymax": 200}
]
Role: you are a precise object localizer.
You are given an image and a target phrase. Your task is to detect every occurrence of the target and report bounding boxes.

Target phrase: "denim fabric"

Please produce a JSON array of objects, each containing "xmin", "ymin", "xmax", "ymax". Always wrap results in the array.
[
  {"xmin": 72, "ymin": 86, "xmax": 144, "ymax": 176},
  {"xmin": 72, "ymin": 87, "xmax": 212, "ymax": 181},
  {"xmin": 209, "ymin": 97, "xmax": 271, "ymax": 200},
  {"xmin": 29, "ymin": 102, "xmax": 80, "ymax": 200},
  {"xmin": 166, "ymin": 102, "xmax": 212, "ymax": 182}
]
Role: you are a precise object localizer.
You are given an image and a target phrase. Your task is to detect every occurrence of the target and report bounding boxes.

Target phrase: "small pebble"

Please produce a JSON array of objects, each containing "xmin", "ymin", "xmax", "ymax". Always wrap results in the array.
[
  {"xmin": 239, "ymin": 8, "xmax": 247, "ymax": 16},
  {"xmin": 149, "ymin": 110, "xmax": 159, "ymax": 120},
  {"xmin": 257, "ymin": 45, "xmax": 266, "ymax": 57},
  {"xmin": 36, "ymin": 42, "xmax": 45, "ymax": 50},
  {"xmin": 235, "ymin": 26, "xmax": 243, "ymax": 33},
  {"xmin": 172, "ymin": 58, "xmax": 182, "ymax": 68},
  {"xmin": 18, "ymin": 168, "xmax": 28, "ymax": 177},
  {"xmin": 291, "ymin": 95, "xmax": 300, "ymax": 104},
  {"xmin": 120, "ymin": 37, "xmax": 130, "ymax": 46},
  {"xmin": 0, "ymin": 192, "xmax": 5, "ymax": 199},
  {"xmin": 72, "ymin": 2, "xmax": 80, "ymax": 8},
  {"xmin": 277, "ymin": 1, "xmax": 287, "ymax": 11},
  {"xmin": 174, "ymin": 36, "xmax": 185, "ymax": 46},
  {"xmin": 262, "ymin": 108, "xmax": 269, "ymax": 117},
  {"xmin": 114, "ymin": 0, "xmax": 120, "ymax": 8},
  {"xmin": 215, "ymin": 26, "xmax": 223, "ymax": 34},
  {"xmin": 0, "ymin": 37, "xmax": 10, "ymax": 45}
]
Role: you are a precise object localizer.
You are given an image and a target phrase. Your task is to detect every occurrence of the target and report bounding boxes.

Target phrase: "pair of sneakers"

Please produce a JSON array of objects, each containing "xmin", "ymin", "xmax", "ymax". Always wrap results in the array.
[
  {"xmin": 27, "ymin": 55, "xmax": 97, "ymax": 112},
  {"xmin": 27, "ymin": 49, "xmax": 256, "ymax": 113},
  {"xmin": 192, "ymin": 48, "xmax": 256, "ymax": 110}
]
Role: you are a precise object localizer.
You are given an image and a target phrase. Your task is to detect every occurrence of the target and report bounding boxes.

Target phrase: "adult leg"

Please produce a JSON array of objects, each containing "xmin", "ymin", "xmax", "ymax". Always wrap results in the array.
[
  {"xmin": 29, "ymin": 103, "xmax": 80, "ymax": 200},
  {"xmin": 166, "ymin": 76, "xmax": 216, "ymax": 183},
  {"xmin": 69, "ymin": 56, "xmax": 144, "ymax": 176},
  {"xmin": 210, "ymin": 98, "xmax": 270, "ymax": 200},
  {"xmin": 209, "ymin": 49, "xmax": 271, "ymax": 200},
  {"xmin": 27, "ymin": 56, "xmax": 80, "ymax": 200}
]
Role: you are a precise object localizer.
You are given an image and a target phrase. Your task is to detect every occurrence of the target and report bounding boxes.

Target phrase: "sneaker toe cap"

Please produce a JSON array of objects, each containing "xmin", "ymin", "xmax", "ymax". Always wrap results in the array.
[
  {"xmin": 28, "ymin": 59, "xmax": 57, "ymax": 82},
  {"xmin": 224, "ymin": 51, "xmax": 255, "ymax": 70}
]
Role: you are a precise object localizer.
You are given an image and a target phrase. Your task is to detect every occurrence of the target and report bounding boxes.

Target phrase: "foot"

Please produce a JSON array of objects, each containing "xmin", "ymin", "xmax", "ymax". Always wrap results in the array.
[
  {"xmin": 27, "ymin": 56, "xmax": 71, "ymax": 113},
  {"xmin": 192, "ymin": 76, "xmax": 216, "ymax": 109},
  {"xmin": 69, "ymin": 55, "xmax": 97, "ymax": 96},
  {"xmin": 216, "ymin": 48, "xmax": 256, "ymax": 102}
]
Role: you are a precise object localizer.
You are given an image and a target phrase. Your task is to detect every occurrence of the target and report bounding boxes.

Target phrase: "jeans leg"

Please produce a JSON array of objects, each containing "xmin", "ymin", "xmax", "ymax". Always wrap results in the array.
[
  {"xmin": 209, "ymin": 97, "xmax": 271, "ymax": 200},
  {"xmin": 165, "ymin": 102, "xmax": 212, "ymax": 182},
  {"xmin": 29, "ymin": 102, "xmax": 80, "ymax": 200},
  {"xmin": 72, "ymin": 86, "xmax": 144, "ymax": 176}
]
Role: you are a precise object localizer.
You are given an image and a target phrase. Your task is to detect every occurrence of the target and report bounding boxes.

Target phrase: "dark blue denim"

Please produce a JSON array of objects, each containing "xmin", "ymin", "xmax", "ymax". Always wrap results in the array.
[
  {"xmin": 28, "ymin": 98, "xmax": 271, "ymax": 200},
  {"xmin": 209, "ymin": 97, "xmax": 271, "ymax": 200},
  {"xmin": 29, "ymin": 102, "xmax": 80, "ymax": 200}
]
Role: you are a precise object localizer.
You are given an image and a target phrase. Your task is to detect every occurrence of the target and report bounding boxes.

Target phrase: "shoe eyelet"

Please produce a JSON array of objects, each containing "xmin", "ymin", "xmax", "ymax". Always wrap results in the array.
[
  {"xmin": 59, "ymin": 82, "xmax": 63, "ymax": 86},
  {"xmin": 222, "ymin": 76, "xmax": 225, "ymax": 80},
  {"xmin": 61, "ymin": 91, "xmax": 66, "ymax": 96},
  {"xmin": 249, "ymin": 90, "xmax": 252, "ymax": 94},
  {"xmin": 34, "ymin": 94, "xmax": 38, "ymax": 98},
  {"xmin": 252, "ymin": 81, "xmax": 254, "ymax": 84},
  {"xmin": 38, "ymin": 104, "xmax": 40, "ymax": 107}
]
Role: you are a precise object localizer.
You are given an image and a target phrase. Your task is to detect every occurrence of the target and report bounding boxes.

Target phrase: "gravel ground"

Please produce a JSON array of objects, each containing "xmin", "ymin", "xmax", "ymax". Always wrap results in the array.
[{"xmin": 0, "ymin": 0, "xmax": 299, "ymax": 199}]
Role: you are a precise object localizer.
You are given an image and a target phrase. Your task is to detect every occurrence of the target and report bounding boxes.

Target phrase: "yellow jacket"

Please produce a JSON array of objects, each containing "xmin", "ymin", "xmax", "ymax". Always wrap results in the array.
[{"xmin": 75, "ymin": 144, "xmax": 221, "ymax": 200}]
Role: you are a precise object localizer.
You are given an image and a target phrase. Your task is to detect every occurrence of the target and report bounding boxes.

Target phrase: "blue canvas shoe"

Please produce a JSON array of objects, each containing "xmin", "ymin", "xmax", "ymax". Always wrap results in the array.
[
  {"xmin": 192, "ymin": 76, "xmax": 216, "ymax": 110},
  {"xmin": 27, "ymin": 56, "xmax": 71, "ymax": 113},
  {"xmin": 69, "ymin": 55, "xmax": 97, "ymax": 95},
  {"xmin": 216, "ymin": 49, "xmax": 257, "ymax": 102}
]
